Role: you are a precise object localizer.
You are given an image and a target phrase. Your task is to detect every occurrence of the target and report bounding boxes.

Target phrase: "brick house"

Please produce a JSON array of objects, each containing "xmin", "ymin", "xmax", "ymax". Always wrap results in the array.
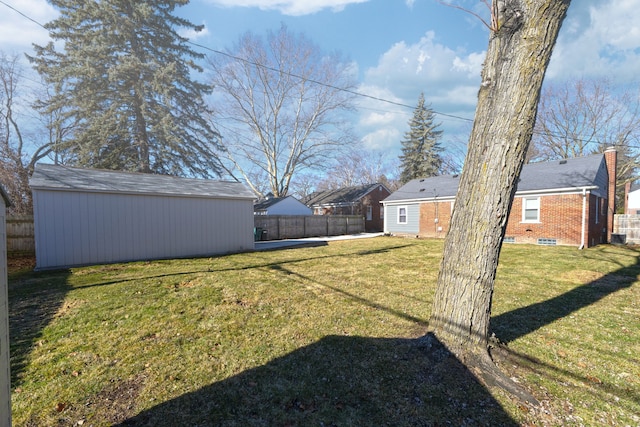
[
  {"xmin": 382, "ymin": 148, "xmax": 617, "ymax": 248},
  {"xmin": 305, "ymin": 183, "xmax": 391, "ymax": 232}
]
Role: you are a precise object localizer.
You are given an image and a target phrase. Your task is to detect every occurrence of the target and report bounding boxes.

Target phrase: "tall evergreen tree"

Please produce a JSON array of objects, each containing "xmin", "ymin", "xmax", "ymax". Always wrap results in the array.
[
  {"xmin": 398, "ymin": 92, "xmax": 443, "ymax": 184},
  {"xmin": 28, "ymin": 0, "xmax": 222, "ymax": 177}
]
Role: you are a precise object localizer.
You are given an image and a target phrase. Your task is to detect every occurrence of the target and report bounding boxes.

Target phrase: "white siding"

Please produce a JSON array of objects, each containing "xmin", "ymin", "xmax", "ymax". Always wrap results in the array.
[
  {"xmin": 266, "ymin": 197, "xmax": 312, "ymax": 215},
  {"xmin": 0, "ymin": 195, "xmax": 10, "ymax": 427},
  {"xmin": 628, "ymin": 189, "xmax": 640, "ymax": 214},
  {"xmin": 33, "ymin": 190, "xmax": 255, "ymax": 270}
]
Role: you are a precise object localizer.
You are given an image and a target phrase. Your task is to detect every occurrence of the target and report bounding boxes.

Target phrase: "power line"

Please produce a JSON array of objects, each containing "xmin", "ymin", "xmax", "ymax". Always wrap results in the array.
[
  {"xmin": 0, "ymin": 0, "xmax": 474, "ymax": 123},
  {"xmin": 0, "ymin": 0, "xmax": 47, "ymax": 29},
  {"xmin": 3, "ymin": 0, "xmax": 638, "ymax": 150}
]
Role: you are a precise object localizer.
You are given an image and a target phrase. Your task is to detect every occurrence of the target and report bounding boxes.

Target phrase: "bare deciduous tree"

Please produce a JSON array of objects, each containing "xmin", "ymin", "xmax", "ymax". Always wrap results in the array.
[
  {"xmin": 532, "ymin": 79, "xmax": 640, "ymax": 161},
  {"xmin": 0, "ymin": 53, "xmax": 53, "ymax": 215},
  {"xmin": 207, "ymin": 25, "xmax": 357, "ymax": 197},
  {"xmin": 316, "ymin": 148, "xmax": 399, "ymax": 191},
  {"xmin": 530, "ymin": 78, "xmax": 640, "ymax": 198}
]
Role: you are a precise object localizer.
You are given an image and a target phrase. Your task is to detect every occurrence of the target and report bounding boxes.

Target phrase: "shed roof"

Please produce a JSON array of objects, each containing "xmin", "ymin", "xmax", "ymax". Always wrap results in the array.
[
  {"xmin": 0, "ymin": 184, "xmax": 10, "ymax": 207},
  {"xmin": 0, "ymin": 185, "xmax": 11, "ymax": 208},
  {"xmin": 384, "ymin": 153, "xmax": 606, "ymax": 203},
  {"xmin": 305, "ymin": 183, "xmax": 388, "ymax": 207},
  {"xmin": 30, "ymin": 164, "xmax": 256, "ymax": 200}
]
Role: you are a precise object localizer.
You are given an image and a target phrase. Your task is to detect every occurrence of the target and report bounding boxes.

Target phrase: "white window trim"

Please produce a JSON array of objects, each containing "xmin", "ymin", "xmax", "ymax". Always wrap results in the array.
[
  {"xmin": 366, "ymin": 205, "xmax": 373, "ymax": 221},
  {"xmin": 397, "ymin": 206, "xmax": 408, "ymax": 224},
  {"xmin": 522, "ymin": 197, "xmax": 540, "ymax": 223}
]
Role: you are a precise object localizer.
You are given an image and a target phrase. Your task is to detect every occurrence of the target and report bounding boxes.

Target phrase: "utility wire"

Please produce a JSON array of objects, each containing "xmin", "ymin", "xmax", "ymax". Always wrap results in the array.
[
  {"xmin": 0, "ymin": 0, "xmax": 474, "ymax": 123},
  {"xmin": 2, "ymin": 0, "xmax": 637, "ymax": 149},
  {"xmin": 0, "ymin": 0, "xmax": 47, "ymax": 29}
]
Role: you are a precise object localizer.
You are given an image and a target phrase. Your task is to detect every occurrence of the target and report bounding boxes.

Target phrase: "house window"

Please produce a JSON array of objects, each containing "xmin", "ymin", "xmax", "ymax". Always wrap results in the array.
[
  {"xmin": 523, "ymin": 197, "xmax": 540, "ymax": 222},
  {"xmin": 595, "ymin": 197, "xmax": 600, "ymax": 224},
  {"xmin": 366, "ymin": 205, "xmax": 372, "ymax": 221},
  {"xmin": 397, "ymin": 206, "xmax": 408, "ymax": 224},
  {"xmin": 380, "ymin": 206, "xmax": 384, "ymax": 220}
]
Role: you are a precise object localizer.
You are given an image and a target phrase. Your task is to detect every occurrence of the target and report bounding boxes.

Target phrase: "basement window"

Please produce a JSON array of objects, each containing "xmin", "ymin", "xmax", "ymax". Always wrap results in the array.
[
  {"xmin": 537, "ymin": 238, "xmax": 557, "ymax": 246},
  {"xmin": 503, "ymin": 236, "xmax": 515, "ymax": 243}
]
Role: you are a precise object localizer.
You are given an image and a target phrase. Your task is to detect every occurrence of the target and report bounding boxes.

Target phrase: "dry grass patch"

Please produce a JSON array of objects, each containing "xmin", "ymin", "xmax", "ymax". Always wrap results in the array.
[{"xmin": 8, "ymin": 238, "xmax": 640, "ymax": 426}]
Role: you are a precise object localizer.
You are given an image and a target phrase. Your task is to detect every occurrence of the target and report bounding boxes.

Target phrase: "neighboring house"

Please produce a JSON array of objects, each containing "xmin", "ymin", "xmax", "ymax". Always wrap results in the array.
[
  {"xmin": 382, "ymin": 148, "xmax": 617, "ymax": 248},
  {"xmin": 0, "ymin": 185, "xmax": 10, "ymax": 427},
  {"xmin": 254, "ymin": 194, "xmax": 312, "ymax": 216},
  {"xmin": 30, "ymin": 164, "xmax": 256, "ymax": 270},
  {"xmin": 624, "ymin": 183, "xmax": 640, "ymax": 214},
  {"xmin": 305, "ymin": 183, "xmax": 391, "ymax": 232}
]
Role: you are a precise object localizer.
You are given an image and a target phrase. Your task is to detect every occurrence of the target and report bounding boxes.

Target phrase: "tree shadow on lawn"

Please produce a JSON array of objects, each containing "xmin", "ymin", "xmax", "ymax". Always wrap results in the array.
[
  {"xmin": 8, "ymin": 267, "xmax": 72, "ymax": 386},
  {"xmin": 116, "ymin": 334, "xmax": 519, "ymax": 426},
  {"xmin": 491, "ymin": 247, "xmax": 640, "ymax": 343},
  {"xmin": 116, "ymin": 256, "xmax": 519, "ymax": 426},
  {"xmin": 70, "ymin": 244, "xmax": 415, "ymax": 292}
]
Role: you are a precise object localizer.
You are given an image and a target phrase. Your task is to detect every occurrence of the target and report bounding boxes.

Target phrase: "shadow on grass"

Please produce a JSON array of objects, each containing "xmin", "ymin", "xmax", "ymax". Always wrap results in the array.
[
  {"xmin": 492, "ymin": 248, "xmax": 640, "ymax": 343},
  {"xmin": 8, "ymin": 268, "xmax": 71, "ymax": 386},
  {"xmin": 116, "ymin": 334, "xmax": 518, "ymax": 426},
  {"xmin": 70, "ymin": 244, "xmax": 415, "ymax": 291}
]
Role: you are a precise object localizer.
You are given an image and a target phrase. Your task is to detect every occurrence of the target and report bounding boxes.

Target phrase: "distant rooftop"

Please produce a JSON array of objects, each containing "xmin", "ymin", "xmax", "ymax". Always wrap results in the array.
[
  {"xmin": 385, "ymin": 153, "xmax": 607, "ymax": 202},
  {"xmin": 305, "ymin": 183, "xmax": 388, "ymax": 206}
]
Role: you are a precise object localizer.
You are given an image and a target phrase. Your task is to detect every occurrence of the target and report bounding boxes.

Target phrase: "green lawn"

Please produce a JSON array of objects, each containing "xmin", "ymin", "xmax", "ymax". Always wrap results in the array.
[{"xmin": 9, "ymin": 237, "xmax": 640, "ymax": 426}]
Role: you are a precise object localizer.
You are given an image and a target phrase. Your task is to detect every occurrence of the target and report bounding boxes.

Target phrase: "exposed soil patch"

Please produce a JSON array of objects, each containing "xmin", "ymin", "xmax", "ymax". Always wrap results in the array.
[{"xmin": 7, "ymin": 255, "xmax": 36, "ymax": 274}]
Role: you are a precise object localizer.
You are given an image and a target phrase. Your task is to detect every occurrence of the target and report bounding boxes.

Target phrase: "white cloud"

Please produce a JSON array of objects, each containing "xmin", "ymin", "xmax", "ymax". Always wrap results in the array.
[
  {"xmin": 548, "ymin": 0, "xmax": 640, "ymax": 83},
  {"xmin": 0, "ymin": 0, "xmax": 57, "ymax": 55},
  {"xmin": 204, "ymin": 0, "xmax": 369, "ymax": 16},
  {"xmin": 356, "ymin": 31, "xmax": 484, "ymax": 153},
  {"xmin": 179, "ymin": 22, "xmax": 211, "ymax": 41}
]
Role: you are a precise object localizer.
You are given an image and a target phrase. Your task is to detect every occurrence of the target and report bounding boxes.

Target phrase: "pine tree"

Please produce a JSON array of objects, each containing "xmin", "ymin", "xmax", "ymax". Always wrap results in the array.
[
  {"xmin": 28, "ymin": 0, "xmax": 222, "ymax": 177},
  {"xmin": 398, "ymin": 92, "xmax": 443, "ymax": 184}
]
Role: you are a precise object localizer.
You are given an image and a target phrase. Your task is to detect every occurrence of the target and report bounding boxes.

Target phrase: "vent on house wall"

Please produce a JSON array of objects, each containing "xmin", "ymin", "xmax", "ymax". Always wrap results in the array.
[
  {"xmin": 503, "ymin": 236, "xmax": 515, "ymax": 243},
  {"xmin": 559, "ymin": 160, "xmax": 567, "ymax": 165},
  {"xmin": 537, "ymin": 238, "xmax": 557, "ymax": 246}
]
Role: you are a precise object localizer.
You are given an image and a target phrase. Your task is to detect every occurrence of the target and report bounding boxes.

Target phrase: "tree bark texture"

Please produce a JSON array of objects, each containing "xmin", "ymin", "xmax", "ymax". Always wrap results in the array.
[{"xmin": 430, "ymin": 1, "xmax": 571, "ymax": 360}]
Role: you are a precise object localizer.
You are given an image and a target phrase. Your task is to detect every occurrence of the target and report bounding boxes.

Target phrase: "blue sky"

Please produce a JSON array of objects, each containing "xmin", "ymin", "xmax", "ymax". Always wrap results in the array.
[{"xmin": 2, "ymin": 0, "xmax": 640, "ymax": 170}]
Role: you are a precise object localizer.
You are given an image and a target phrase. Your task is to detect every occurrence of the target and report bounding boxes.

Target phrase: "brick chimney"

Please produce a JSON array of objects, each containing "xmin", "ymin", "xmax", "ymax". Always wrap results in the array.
[{"xmin": 604, "ymin": 147, "xmax": 617, "ymax": 242}]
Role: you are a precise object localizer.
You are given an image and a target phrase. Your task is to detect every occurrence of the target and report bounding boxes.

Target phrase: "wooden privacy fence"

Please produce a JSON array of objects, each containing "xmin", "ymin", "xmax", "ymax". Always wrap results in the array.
[
  {"xmin": 614, "ymin": 214, "xmax": 640, "ymax": 244},
  {"xmin": 254, "ymin": 215, "xmax": 364, "ymax": 241},
  {"xmin": 7, "ymin": 215, "xmax": 35, "ymax": 256}
]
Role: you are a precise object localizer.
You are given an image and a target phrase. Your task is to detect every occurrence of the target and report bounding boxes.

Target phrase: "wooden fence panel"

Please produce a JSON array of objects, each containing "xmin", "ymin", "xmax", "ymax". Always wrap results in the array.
[
  {"xmin": 7, "ymin": 215, "xmax": 35, "ymax": 255},
  {"xmin": 254, "ymin": 215, "xmax": 364, "ymax": 240},
  {"xmin": 614, "ymin": 214, "xmax": 640, "ymax": 244}
]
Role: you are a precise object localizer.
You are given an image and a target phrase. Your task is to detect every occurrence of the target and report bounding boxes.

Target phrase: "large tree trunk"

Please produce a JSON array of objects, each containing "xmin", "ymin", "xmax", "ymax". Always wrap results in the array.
[{"xmin": 429, "ymin": 0, "xmax": 571, "ymax": 395}]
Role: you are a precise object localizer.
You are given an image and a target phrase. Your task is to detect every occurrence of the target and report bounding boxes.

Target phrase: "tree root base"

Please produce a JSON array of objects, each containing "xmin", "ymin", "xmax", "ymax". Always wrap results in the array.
[{"xmin": 420, "ymin": 332, "xmax": 539, "ymax": 407}]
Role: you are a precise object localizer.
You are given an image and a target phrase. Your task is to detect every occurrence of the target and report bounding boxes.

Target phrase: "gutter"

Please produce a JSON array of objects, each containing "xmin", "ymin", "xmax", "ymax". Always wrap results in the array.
[{"xmin": 580, "ymin": 188, "xmax": 587, "ymax": 250}]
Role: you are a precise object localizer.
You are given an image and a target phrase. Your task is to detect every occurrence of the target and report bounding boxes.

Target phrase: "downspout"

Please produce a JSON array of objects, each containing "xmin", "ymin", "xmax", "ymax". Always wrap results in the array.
[{"xmin": 579, "ymin": 188, "xmax": 587, "ymax": 250}]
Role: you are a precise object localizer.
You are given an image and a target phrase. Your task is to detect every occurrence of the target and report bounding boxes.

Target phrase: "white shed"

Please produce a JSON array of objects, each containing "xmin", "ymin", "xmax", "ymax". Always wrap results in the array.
[
  {"xmin": 0, "ymin": 185, "xmax": 11, "ymax": 427},
  {"xmin": 254, "ymin": 195, "xmax": 312, "ymax": 216},
  {"xmin": 30, "ymin": 164, "xmax": 256, "ymax": 270}
]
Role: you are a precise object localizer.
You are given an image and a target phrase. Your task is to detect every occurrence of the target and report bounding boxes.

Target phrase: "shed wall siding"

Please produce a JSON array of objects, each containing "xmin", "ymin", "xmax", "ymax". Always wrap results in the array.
[
  {"xmin": 384, "ymin": 203, "xmax": 420, "ymax": 235},
  {"xmin": 33, "ymin": 190, "xmax": 254, "ymax": 269},
  {"xmin": 0, "ymin": 196, "xmax": 10, "ymax": 427}
]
